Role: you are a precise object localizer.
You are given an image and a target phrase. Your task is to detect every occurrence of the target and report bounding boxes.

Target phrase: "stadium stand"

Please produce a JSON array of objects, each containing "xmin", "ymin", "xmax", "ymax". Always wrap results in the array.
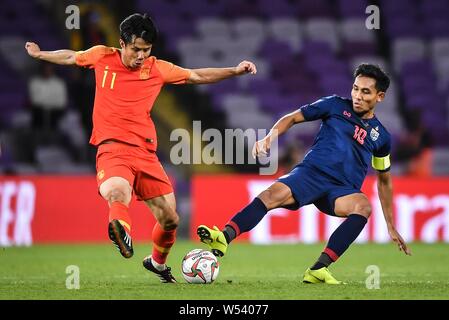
[{"xmin": 0, "ymin": 0, "xmax": 448, "ymax": 176}]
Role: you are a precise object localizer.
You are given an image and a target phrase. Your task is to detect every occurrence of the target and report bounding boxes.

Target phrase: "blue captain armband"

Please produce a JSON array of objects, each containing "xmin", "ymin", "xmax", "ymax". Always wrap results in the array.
[{"xmin": 372, "ymin": 154, "xmax": 391, "ymax": 171}]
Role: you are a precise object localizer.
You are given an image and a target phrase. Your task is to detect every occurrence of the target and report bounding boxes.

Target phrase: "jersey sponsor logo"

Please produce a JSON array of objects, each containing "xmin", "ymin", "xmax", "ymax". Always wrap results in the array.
[
  {"xmin": 343, "ymin": 110, "xmax": 352, "ymax": 118},
  {"xmin": 370, "ymin": 128, "xmax": 379, "ymax": 141}
]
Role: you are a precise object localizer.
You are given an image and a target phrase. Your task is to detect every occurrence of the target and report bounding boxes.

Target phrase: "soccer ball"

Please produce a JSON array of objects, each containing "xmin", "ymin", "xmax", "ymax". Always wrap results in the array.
[{"xmin": 181, "ymin": 249, "xmax": 220, "ymax": 284}]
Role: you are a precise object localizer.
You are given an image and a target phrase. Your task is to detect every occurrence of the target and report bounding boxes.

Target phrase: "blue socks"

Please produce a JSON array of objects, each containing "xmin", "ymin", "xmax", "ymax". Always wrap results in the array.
[
  {"xmin": 224, "ymin": 201, "xmax": 367, "ymax": 269},
  {"xmin": 224, "ymin": 197, "xmax": 268, "ymax": 243},
  {"xmin": 322, "ymin": 214, "xmax": 368, "ymax": 263}
]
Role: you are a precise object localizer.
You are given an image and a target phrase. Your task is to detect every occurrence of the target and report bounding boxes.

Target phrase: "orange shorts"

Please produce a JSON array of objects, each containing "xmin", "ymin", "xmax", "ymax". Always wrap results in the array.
[{"xmin": 96, "ymin": 142, "xmax": 173, "ymax": 200}]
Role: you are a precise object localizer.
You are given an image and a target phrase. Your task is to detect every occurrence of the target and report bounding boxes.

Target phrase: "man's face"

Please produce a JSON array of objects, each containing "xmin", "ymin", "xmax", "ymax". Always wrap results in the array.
[
  {"xmin": 120, "ymin": 37, "xmax": 152, "ymax": 69},
  {"xmin": 351, "ymin": 75, "xmax": 385, "ymax": 117}
]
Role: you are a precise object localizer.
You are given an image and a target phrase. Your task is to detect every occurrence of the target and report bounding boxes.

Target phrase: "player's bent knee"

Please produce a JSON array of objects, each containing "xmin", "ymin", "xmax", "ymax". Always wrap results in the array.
[
  {"xmin": 257, "ymin": 191, "xmax": 278, "ymax": 210},
  {"xmin": 106, "ymin": 188, "xmax": 130, "ymax": 204},
  {"xmin": 258, "ymin": 190, "xmax": 291, "ymax": 211},
  {"xmin": 354, "ymin": 202, "xmax": 372, "ymax": 218},
  {"xmin": 258, "ymin": 182, "xmax": 294, "ymax": 211},
  {"xmin": 109, "ymin": 188, "xmax": 126, "ymax": 202},
  {"xmin": 161, "ymin": 214, "xmax": 179, "ymax": 231},
  {"xmin": 157, "ymin": 205, "xmax": 179, "ymax": 230}
]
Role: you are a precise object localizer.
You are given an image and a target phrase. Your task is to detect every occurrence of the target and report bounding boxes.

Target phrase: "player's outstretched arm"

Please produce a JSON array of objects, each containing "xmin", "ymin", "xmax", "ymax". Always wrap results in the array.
[
  {"xmin": 377, "ymin": 170, "xmax": 412, "ymax": 256},
  {"xmin": 25, "ymin": 42, "xmax": 76, "ymax": 65},
  {"xmin": 252, "ymin": 110, "xmax": 306, "ymax": 158},
  {"xmin": 186, "ymin": 60, "xmax": 257, "ymax": 84}
]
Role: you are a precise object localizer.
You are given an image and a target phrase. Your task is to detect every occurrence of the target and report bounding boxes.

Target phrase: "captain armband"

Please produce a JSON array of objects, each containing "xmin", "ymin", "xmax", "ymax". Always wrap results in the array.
[{"xmin": 372, "ymin": 154, "xmax": 391, "ymax": 172}]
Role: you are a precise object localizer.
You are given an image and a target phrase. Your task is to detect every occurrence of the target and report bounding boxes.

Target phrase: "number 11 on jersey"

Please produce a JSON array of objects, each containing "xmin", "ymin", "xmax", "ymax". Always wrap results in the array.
[{"xmin": 102, "ymin": 66, "xmax": 117, "ymax": 89}]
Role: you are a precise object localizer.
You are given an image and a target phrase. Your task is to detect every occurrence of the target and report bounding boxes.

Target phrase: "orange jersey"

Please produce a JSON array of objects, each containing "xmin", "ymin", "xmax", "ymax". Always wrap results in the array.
[{"xmin": 75, "ymin": 45, "xmax": 191, "ymax": 151}]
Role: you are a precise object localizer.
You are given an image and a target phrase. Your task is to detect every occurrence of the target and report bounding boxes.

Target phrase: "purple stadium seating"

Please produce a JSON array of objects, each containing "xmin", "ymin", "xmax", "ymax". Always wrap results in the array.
[
  {"xmin": 297, "ymin": 0, "xmax": 333, "ymax": 19},
  {"xmin": 337, "ymin": 0, "xmax": 369, "ymax": 18},
  {"xmin": 2, "ymin": 0, "xmax": 449, "ymax": 176},
  {"xmin": 258, "ymin": 0, "xmax": 297, "ymax": 17}
]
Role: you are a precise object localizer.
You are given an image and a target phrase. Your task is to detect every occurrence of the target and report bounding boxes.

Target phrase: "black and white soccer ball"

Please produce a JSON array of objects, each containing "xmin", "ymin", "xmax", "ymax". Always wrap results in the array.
[{"xmin": 181, "ymin": 249, "xmax": 220, "ymax": 284}]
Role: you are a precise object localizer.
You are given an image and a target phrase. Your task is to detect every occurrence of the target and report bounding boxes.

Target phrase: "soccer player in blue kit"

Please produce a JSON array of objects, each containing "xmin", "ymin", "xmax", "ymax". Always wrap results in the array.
[{"xmin": 197, "ymin": 64, "xmax": 411, "ymax": 284}]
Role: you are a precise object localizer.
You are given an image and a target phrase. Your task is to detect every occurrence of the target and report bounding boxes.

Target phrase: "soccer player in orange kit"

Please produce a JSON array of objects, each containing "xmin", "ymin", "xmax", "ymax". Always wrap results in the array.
[{"xmin": 25, "ymin": 13, "xmax": 257, "ymax": 283}]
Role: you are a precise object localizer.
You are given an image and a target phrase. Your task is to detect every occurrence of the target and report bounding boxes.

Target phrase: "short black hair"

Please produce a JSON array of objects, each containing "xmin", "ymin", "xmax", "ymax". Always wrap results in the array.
[
  {"xmin": 354, "ymin": 63, "xmax": 390, "ymax": 92},
  {"xmin": 119, "ymin": 13, "xmax": 158, "ymax": 45}
]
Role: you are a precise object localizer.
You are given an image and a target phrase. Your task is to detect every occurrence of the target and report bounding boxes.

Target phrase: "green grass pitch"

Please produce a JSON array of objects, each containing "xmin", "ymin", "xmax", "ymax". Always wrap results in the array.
[{"xmin": 1, "ymin": 242, "xmax": 448, "ymax": 300}]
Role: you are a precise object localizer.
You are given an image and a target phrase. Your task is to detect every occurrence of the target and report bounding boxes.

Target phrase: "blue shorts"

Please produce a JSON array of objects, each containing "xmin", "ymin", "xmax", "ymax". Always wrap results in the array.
[{"xmin": 277, "ymin": 164, "xmax": 361, "ymax": 216}]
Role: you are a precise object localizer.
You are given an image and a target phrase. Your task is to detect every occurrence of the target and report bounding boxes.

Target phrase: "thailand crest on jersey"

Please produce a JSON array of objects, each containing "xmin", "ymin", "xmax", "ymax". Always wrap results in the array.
[{"xmin": 370, "ymin": 128, "xmax": 379, "ymax": 141}]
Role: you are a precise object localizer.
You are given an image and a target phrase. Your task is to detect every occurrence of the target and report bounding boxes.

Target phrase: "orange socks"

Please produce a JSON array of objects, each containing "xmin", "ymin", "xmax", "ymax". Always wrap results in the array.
[
  {"xmin": 109, "ymin": 202, "xmax": 131, "ymax": 234},
  {"xmin": 151, "ymin": 223, "xmax": 176, "ymax": 265},
  {"xmin": 109, "ymin": 202, "xmax": 176, "ymax": 264}
]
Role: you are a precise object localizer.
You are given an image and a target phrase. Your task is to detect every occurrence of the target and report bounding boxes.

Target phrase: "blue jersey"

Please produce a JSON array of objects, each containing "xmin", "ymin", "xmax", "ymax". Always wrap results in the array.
[{"xmin": 299, "ymin": 95, "xmax": 391, "ymax": 189}]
